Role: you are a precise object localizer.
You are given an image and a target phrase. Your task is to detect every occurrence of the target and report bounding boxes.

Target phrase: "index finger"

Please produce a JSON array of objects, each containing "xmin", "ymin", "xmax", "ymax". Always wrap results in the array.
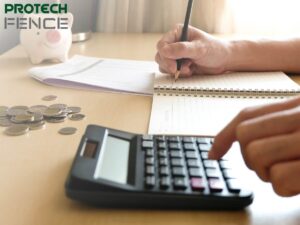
[{"xmin": 208, "ymin": 96, "xmax": 300, "ymax": 160}]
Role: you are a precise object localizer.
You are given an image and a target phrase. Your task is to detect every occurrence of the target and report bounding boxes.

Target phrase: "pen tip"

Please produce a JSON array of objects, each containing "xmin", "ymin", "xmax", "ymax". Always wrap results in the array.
[{"xmin": 174, "ymin": 71, "xmax": 180, "ymax": 82}]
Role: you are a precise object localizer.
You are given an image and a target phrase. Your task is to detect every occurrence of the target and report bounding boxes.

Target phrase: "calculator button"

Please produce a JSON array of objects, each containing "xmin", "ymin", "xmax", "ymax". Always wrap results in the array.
[
  {"xmin": 196, "ymin": 138, "xmax": 210, "ymax": 144},
  {"xmin": 203, "ymin": 160, "xmax": 218, "ymax": 169},
  {"xmin": 201, "ymin": 152, "xmax": 209, "ymax": 160},
  {"xmin": 226, "ymin": 179, "xmax": 241, "ymax": 193},
  {"xmin": 170, "ymin": 151, "xmax": 183, "ymax": 158},
  {"xmin": 219, "ymin": 160, "xmax": 231, "ymax": 169},
  {"xmin": 146, "ymin": 149, "xmax": 154, "ymax": 157},
  {"xmin": 142, "ymin": 141, "xmax": 154, "ymax": 149},
  {"xmin": 206, "ymin": 168, "xmax": 221, "ymax": 178},
  {"xmin": 183, "ymin": 143, "xmax": 196, "ymax": 151},
  {"xmin": 159, "ymin": 158, "xmax": 168, "ymax": 166},
  {"xmin": 142, "ymin": 135, "xmax": 153, "ymax": 141},
  {"xmin": 187, "ymin": 159, "xmax": 201, "ymax": 168},
  {"xmin": 172, "ymin": 167, "xmax": 186, "ymax": 177},
  {"xmin": 171, "ymin": 158, "xmax": 184, "ymax": 167},
  {"xmin": 158, "ymin": 150, "xmax": 168, "ymax": 158},
  {"xmin": 198, "ymin": 143, "xmax": 211, "ymax": 151},
  {"xmin": 182, "ymin": 137, "xmax": 194, "ymax": 143},
  {"xmin": 209, "ymin": 178, "xmax": 224, "ymax": 192},
  {"xmin": 160, "ymin": 166, "xmax": 170, "ymax": 176},
  {"xmin": 158, "ymin": 142, "xmax": 167, "ymax": 149},
  {"xmin": 156, "ymin": 136, "xmax": 165, "ymax": 142},
  {"xmin": 146, "ymin": 166, "xmax": 155, "ymax": 175},
  {"xmin": 189, "ymin": 168, "xmax": 204, "ymax": 177},
  {"xmin": 173, "ymin": 178, "xmax": 188, "ymax": 190},
  {"xmin": 169, "ymin": 143, "xmax": 181, "ymax": 150},
  {"xmin": 145, "ymin": 157, "xmax": 155, "ymax": 165},
  {"xmin": 160, "ymin": 177, "xmax": 171, "ymax": 189},
  {"xmin": 185, "ymin": 151, "xmax": 198, "ymax": 159},
  {"xmin": 168, "ymin": 137, "xmax": 180, "ymax": 143},
  {"xmin": 223, "ymin": 169, "xmax": 237, "ymax": 179},
  {"xmin": 145, "ymin": 176, "xmax": 155, "ymax": 188},
  {"xmin": 191, "ymin": 178, "xmax": 206, "ymax": 191}
]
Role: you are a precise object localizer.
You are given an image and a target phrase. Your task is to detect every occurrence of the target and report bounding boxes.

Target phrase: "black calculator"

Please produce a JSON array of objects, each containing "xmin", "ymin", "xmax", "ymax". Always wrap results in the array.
[{"xmin": 65, "ymin": 125, "xmax": 253, "ymax": 210}]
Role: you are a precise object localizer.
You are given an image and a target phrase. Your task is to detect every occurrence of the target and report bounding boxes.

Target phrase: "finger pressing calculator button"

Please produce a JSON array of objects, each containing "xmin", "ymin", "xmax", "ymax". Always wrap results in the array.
[
  {"xmin": 189, "ymin": 168, "xmax": 204, "ymax": 177},
  {"xmin": 226, "ymin": 179, "xmax": 241, "ymax": 193},
  {"xmin": 187, "ymin": 159, "xmax": 200, "ymax": 168},
  {"xmin": 198, "ymin": 143, "xmax": 211, "ymax": 151},
  {"xmin": 185, "ymin": 151, "xmax": 198, "ymax": 159},
  {"xmin": 172, "ymin": 167, "xmax": 186, "ymax": 177},
  {"xmin": 169, "ymin": 143, "xmax": 181, "ymax": 150},
  {"xmin": 160, "ymin": 167, "xmax": 170, "ymax": 176},
  {"xmin": 159, "ymin": 158, "xmax": 168, "ymax": 166},
  {"xmin": 158, "ymin": 142, "xmax": 167, "ymax": 149},
  {"xmin": 142, "ymin": 141, "xmax": 154, "ymax": 149},
  {"xmin": 158, "ymin": 150, "xmax": 168, "ymax": 158},
  {"xmin": 145, "ymin": 157, "xmax": 155, "ymax": 165},
  {"xmin": 170, "ymin": 151, "xmax": 183, "ymax": 158},
  {"xmin": 209, "ymin": 178, "xmax": 224, "ymax": 192},
  {"xmin": 171, "ymin": 158, "xmax": 184, "ymax": 167},
  {"xmin": 145, "ymin": 176, "xmax": 155, "ymax": 188},
  {"xmin": 173, "ymin": 178, "xmax": 188, "ymax": 190},
  {"xmin": 203, "ymin": 160, "xmax": 218, "ymax": 169},
  {"xmin": 206, "ymin": 168, "xmax": 221, "ymax": 178},
  {"xmin": 182, "ymin": 137, "xmax": 194, "ymax": 143},
  {"xmin": 142, "ymin": 135, "xmax": 153, "ymax": 141},
  {"xmin": 183, "ymin": 143, "xmax": 196, "ymax": 151},
  {"xmin": 146, "ymin": 166, "xmax": 155, "ymax": 175},
  {"xmin": 146, "ymin": 149, "xmax": 154, "ymax": 157},
  {"xmin": 160, "ymin": 177, "xmax": 171, "ymax": 189},
  {"xmin": 191, "ymin": 178, "xmax": 206, "ymax": 191}
]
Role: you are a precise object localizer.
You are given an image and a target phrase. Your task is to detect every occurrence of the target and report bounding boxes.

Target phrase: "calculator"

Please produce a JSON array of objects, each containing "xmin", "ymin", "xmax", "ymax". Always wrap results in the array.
[{"xmin": 65, "ymin": 125, "xmax": 253, "ymax": 210}]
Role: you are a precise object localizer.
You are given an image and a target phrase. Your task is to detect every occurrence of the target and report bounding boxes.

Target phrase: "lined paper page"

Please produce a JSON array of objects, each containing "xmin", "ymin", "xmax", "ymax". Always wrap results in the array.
[
  {"xmin": 154, "ymin": 72, "xmax": 300, "ymax": 91},
  {"xmin": 148, "ymin": 95, "xmax": 285, "ymax": 136}
]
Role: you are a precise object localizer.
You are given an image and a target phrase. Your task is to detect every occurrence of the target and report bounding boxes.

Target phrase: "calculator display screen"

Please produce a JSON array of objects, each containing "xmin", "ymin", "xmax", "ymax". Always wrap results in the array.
[{"xmin": 94, "ymin": 135, "xmax": 130, "ymax": 184}]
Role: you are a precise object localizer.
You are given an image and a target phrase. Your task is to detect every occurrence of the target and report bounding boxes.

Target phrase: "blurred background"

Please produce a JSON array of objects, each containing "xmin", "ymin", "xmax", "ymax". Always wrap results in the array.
[{"xmin": 1, "ymin": 0, "xmax": 300, "ymax": 54}]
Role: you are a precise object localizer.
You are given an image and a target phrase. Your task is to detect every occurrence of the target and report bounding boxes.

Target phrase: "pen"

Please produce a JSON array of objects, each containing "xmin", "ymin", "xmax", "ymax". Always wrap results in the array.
[{"xmin": 175, "ymin": 0, "xmax": 194, "ymax": 82}]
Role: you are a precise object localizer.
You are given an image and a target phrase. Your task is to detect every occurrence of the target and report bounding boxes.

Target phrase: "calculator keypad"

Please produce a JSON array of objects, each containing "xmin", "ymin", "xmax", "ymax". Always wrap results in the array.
[{"xmin": 142, "ymin": 135, "xmax": 241, "ymax": 195}]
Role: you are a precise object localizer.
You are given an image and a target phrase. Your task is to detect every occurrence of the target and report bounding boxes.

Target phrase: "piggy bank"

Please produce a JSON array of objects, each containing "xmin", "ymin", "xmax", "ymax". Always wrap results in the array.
[{"xmin": 20, "ymin": 13, "xmax": 73, "ymax": 64}]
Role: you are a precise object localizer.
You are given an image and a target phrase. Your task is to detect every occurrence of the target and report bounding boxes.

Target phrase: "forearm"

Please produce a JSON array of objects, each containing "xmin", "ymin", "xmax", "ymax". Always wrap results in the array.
[{"xmin": 226, "ymin": 38, "xmax": 300, "ymax": 73}]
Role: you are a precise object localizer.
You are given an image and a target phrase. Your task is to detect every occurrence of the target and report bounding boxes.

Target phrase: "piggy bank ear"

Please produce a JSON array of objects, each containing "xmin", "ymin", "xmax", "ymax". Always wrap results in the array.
[{"xmin": 65, "ymin": 13, "xmax": 73, "ymax": 28}]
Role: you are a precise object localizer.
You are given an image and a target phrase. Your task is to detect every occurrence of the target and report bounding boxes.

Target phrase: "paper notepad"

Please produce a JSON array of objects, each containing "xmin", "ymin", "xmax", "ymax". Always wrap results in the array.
[
  {"xmin": 149, "ymin": 72, "xmax": 300, "ymax": 136},
  {"xmin": 29, "ymin": 55, "xmax": 159, "ymax": 95}
]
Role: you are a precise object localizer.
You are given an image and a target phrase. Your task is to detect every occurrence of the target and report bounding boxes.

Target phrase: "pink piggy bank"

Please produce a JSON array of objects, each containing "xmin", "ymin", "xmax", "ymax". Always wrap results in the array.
[{"xmin": 20, "ymin": 13, "xmax": 73, "ymax": 64}]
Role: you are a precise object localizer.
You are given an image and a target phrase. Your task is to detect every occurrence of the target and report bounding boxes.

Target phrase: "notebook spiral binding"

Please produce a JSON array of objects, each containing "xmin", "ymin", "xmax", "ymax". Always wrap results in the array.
[{"xmin": 154, "ymin": 86, "xmax": 300, "ymax": 99}]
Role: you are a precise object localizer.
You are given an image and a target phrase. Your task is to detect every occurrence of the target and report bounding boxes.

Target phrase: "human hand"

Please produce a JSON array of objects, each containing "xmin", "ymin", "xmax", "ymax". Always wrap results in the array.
[
  {"xmin": 209, "ymin": 97, "xmax": 300, "ymax": 197},
  {"xmin": 155, "ymin": 24, "xmax": 231, "ymax": 76}
]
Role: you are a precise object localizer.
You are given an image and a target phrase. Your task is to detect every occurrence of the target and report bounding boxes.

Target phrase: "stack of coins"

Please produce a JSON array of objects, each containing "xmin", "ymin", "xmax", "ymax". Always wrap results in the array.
[{"xmin": 0, "ymin": 95, "xmax": 86, "ymax": 136}]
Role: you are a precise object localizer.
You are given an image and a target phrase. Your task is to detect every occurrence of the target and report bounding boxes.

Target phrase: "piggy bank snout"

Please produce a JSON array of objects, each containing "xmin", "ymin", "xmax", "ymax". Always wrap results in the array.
[{"xmin": 46, "ymin": 30, "xmax": 61, "ymax": 44}]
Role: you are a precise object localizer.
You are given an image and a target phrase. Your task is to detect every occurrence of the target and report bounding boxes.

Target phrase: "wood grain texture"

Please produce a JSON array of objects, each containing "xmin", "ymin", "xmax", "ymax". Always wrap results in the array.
[{"xmin": 0, "ymin": 33, "xmax": 300, "ymax": 225}]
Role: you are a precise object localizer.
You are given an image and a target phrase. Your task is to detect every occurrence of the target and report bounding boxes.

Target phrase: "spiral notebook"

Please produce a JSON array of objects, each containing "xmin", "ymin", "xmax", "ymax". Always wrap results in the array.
[{"xmin": 148, "ymin": 72, "xmax": 300, "ymax": 136}]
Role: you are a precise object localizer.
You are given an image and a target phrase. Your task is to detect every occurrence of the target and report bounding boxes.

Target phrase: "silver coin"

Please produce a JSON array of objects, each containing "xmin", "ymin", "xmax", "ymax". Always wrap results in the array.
[
  {"xmin": 0, "ymin": 118, "xmax": 12, "ymax": 127},
  {"xmin": 11, "ymin": 114, "xmax": 34, "ymax": 123},
  {"xmin": 67, "ymin": 106, "xmax": 81, "ymax": 114},
  {"xmin": 58, "ymin": 127, "xmax": 77, "ymax": 135},
  {"xmin": 49, "ymin": 103, "xmax": 67, "ymax": 110},
  {"xmin": 4, "ymin": 124, "xmax": 29, "ymax": 136},
  {"xmin": 43, "ymin": 108, "xmax": 62, "ymax": 117},
  {"xmin": 31, "ymin": 112, "xmax": 44, "ymax": 123},
  {"xmin": 7, "ymin": 106, "xmax": 29, "ymax": 116},
  {"xmin": 0, "ymin": 110, "xmax": 7, "ymax": 117},
  {"xmin": 45, "ymin": 117, "xmax": 66, "ymax": 123},
  {"xmin": 29, "ymin": 121, "xmax": 46, "ymax": 130},
  {"xmin": 0, "ymin": 106, "xmax": 8, "ymax": 111},
  {"xmin": 69, "ymin": 113, "xmax": 86, "ymax": 121},
  {"xmin": 42, "ymin": 95, "xmax": 57, "ymax": 101},
  {"xmin": 28, "ymin": 105, "xmax": 48, "ymax": 113}
]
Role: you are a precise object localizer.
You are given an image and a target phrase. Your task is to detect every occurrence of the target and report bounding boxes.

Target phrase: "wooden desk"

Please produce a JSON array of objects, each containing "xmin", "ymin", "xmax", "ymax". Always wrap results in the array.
[{"xmin": 0, "ymin": 33, "xmax": 300, "ymax": 225}]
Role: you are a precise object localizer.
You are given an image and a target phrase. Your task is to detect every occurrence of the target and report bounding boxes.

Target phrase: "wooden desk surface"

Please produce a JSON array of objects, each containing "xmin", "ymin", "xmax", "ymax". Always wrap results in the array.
[{"xmin": 0, "ymin": 33, "xmax": 300, "ymax": 225}]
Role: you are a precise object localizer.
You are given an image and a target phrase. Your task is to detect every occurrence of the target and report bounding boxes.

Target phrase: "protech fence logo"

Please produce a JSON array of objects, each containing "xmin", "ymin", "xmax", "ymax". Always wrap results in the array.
[{"xmin": 4, "ymin": 3, "xmax": 69, "ymax": 29}]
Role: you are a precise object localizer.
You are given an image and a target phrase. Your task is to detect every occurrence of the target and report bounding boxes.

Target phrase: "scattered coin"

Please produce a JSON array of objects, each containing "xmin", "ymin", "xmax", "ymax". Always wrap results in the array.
[
  {"xmin": 58, "ymin": 127, "xmax": 77, "ymax": 135},
  {"xmin": 45, "ymin": 117, "xmax": 66, "ymax": 123},
  {"xmin": 28, "ymin": 105, "xmax": 48, "ymax": 113},
  {"xmin": 69, "ymin": 113, "xmax": 86, "ymax": 121},
  {"xmin": 49, "ymin": 103, "xmax": 67, "ymax": 110},
  {"xmin": 11, "ymin": 114, "xmax": 34, "ymax": 124},
  {"xmin": 0, "ymin": 118, "xmax": 12, "ymax": 127},
  {"xmin": 31, "ymin": 112, "xmax": 44, "ymax": 123},
  {"xmin": 29, "ymin": 121, "xmax": 46, "ymax": 130},
  {"xmin": 4, "ymin": 124, "xmax": 29, "ymax": 136},
  {"xmin": 67, "ymin": 106, "xmax": 81, "ymax": 114},
  {"xmin": 7, "ymin": 106, "xmax": 29, "ymax": 116},
  {"xmin": 42, "ymin": 95, "xmax": 57, "ymax": 101},
  {"xmin": 43, "ymin": 108, "xmax": 62, "ymax": 117}
]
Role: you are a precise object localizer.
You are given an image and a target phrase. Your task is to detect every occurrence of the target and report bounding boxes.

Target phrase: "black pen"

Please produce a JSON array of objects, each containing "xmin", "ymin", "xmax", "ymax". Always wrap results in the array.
[{"xmin": 175, "ymin": 0, "xmax": 194, "ymax": 82}]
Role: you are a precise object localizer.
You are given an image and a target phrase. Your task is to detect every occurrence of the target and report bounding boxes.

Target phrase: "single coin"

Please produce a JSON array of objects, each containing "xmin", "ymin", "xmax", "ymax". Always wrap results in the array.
[
  {"xmin": 7, "ymin": 106, "xmax": 28, "ymax": 116},
  {"xmin": 29, "ymin": 121, "xmax": 46, "ymax": 130},
  {"xmin": 69, "ymin": 113, "xmax": 86, "ymax": 121},
  {"xmin": 45, "ymin": 117, "xmax": 66, "ymax": 123},
  {"xmin": 43, "ymin": 108, "xmax": 62, "ymax": 117},
  {"xmin": 42, "ymin": 95, "xmax": 57, "ymax": 101},
  {"xmin": 58, "ymin": 127, "xmax": 77, "ymax": 135},
  {"xmin": 4, "ymin": 124, "xmax": 29, "ymax": 136},
  {"xmin": 11, "ymin": 114, "xmax": 34, "ymax": 123},
  {"xmin": 67, "ymin": 106, "xmax": 81, "ymax": 114},
  {"xmin": 49, "ymin": 103, "xmax": 67, "ymax": 110},
  {"xmin": 28, "ymin": 105, "xmax": 48, "ymax": 113},
  {"xmin": 0, "ymin": 118, "xmax": 12, "ymax": 127}
]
